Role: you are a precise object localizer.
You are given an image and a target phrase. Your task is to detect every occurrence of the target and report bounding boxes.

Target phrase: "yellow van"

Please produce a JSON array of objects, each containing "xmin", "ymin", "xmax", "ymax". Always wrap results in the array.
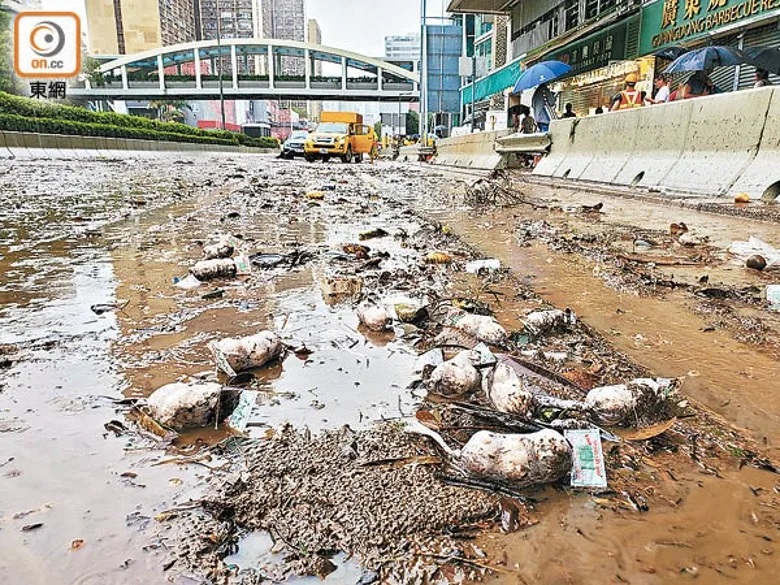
[{"xmin": 304, "ymin": 111, "xmax": 375, "ymax": 163}]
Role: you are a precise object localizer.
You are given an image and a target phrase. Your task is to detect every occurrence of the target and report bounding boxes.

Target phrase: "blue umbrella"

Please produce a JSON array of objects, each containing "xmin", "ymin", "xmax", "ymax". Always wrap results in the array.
[
  {"xmin": 512, "ymin": 60, "xmax": 572, "ymax": 93},
  {"xmin": 665, "ymin": 46, "xmax": 754, "ymax": 73},
  {"xmin": 653, "ymin": 46, "xmax": 688, "ymax": 61}
]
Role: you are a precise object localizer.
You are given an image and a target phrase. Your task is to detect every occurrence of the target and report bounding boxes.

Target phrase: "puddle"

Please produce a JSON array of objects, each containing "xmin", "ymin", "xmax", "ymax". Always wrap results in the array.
[{"xmin": 225, "ymin": 532, "xmax": 365, "ymax": 583}]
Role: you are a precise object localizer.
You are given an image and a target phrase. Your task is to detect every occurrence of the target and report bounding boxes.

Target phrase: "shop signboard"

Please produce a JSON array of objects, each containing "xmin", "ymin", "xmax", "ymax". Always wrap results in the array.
[
  {"xmin": 547, "ymin": 21, "xmax": 629, "ymax": 76},
  {"xmin": 640, "ymin": 0, "xmax": 780, "ymax": 55}
]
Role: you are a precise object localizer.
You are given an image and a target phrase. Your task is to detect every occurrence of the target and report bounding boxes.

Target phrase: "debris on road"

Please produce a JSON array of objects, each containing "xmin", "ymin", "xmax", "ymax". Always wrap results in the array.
[
  {"xmin": 210, "ymin": 331, "xmax": 284, "ymax": 377},
  {"xmin": 90, "ymin": 301, "xmax": 128, "ymax": 315},
  {"xmin": 459, "ymin": 429, "xmax": 572, "ymax": 485},
  {"xmin": 356, "ymin": 303, "xmax": 392, "ymax": 332},
  {"xmin": 424, "ymin": 251, "xmax": 453, "ymax": 264},
  {"xmin": 465, "ymin": 258, "xmax": 501, "ymax": 274},
  {"xmin": 445, "ymin": 311, "xmax": 508, "ymax": 345},
  {"xmin": 190, "ymin": 258, "xmax": 237, "ymax": 281},
  {"xmin": 427, "ymin": 349, "xmax": 482, "ymax": 397},
  {"xmin": 565, "ymin": 429, "xmax": 607, "ymax": 488},
  {"xmin": 523, "ymin": 308, "xmax": 577, "ymax": 337},
  {"xmin": 145, "ymin": 381, "xmax": 239, "ymax": 430},
  {"xmin": 585, "ymin": 378, "xmax": 682, "ymax": 426},
  {"xmin": 358, "ymin": 227, "xmax": 389, "ymax": 240},
  {"xmin": 202, "ymin": 236, "xmax": 236, "ymax": 260}
]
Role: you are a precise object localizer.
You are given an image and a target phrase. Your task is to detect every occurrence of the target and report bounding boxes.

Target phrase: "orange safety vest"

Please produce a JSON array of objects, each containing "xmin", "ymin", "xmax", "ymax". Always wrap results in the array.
[{"xmin": 618, "ymin": 89, "xmax": 642, "ymax": 109}]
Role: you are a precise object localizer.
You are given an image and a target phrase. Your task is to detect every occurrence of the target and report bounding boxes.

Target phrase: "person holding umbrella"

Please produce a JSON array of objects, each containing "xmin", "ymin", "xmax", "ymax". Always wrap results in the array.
[
  {"xmin": 755, "ymin": 68, "xmax": 773, "ymax": 88},
  {"xmin": 512, "ymin": 60, "xmax": 572, "ymax": 133},
  {"xmin": 610, "ymin": 73, "xmax": 643, "ymax": 111},
  {"xmin": 679, "ymin": 68, "xmax": 717, "ymax": 99}
]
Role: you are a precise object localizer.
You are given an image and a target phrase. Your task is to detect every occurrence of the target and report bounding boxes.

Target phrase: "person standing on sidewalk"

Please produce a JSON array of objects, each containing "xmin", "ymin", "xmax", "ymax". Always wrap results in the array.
[
  {"xmin": 611, "ymin": 73, "xmax": 643, "ymax": 111},
  {"xmin": 646, "ymin": 74, "xmax": 670, "ymax": 104},
  {"xmin": 532, "ymin": 83, "xmax": 556, "ymax": 132}
]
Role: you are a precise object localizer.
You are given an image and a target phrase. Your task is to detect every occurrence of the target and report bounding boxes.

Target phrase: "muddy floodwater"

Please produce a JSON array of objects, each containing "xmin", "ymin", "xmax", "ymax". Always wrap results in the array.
[{"xmin": 1, "ymin": 155, "xmax": 779, "ymax": 585}]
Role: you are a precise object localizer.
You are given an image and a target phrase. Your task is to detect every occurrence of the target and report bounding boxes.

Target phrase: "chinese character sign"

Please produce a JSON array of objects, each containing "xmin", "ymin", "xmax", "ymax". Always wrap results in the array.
[
  {"xmin": 662, "ymin": 0, "xmax": 679, "ymax": 28},
  {"xmin": 14, "ymin": 12, "xmax": 81, "ymax": 78},
  {"xmin": 685, "ymin": 0, "xmax": 702, "ymax": 19}
]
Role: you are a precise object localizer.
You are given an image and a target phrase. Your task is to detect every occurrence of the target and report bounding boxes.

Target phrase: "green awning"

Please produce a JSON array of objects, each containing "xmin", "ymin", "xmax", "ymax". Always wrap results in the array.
[{"xmin": 462, "ymin": 57, "xmax": 523, "ymax": 103}]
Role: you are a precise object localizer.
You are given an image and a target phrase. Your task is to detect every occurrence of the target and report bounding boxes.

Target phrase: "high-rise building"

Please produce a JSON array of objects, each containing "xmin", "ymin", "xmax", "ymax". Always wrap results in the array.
[
  {"xmin": 385, "ymin": 34, "xmax": 421, "ymax": 61},
  {"xmin": 260, "ymin": 0, "xmax": 305, "ymax": 75},
  {"xmin": 84, "ymin": 0, "xmax": 197, "ymax": 55},
  {"xmin": 307, "ymin": 18, "xmax": 322, "ymax": 121},
  {"xmin": 196, "ymin": 0, "xmax": 256, "ymax": 42}
]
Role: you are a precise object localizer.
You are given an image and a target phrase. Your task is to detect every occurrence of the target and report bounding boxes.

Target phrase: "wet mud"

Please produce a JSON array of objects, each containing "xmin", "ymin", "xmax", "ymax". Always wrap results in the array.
[{"xmin": 1, "ymin": 155, "xmax": 779, "ymax": 585}]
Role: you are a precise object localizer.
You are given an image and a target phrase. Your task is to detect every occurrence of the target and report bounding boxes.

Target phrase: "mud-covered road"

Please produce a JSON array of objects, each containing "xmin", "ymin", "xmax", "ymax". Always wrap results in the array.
[{"xmin": 1, "ymin": 154, "xmax": 779, "ymax": 585}]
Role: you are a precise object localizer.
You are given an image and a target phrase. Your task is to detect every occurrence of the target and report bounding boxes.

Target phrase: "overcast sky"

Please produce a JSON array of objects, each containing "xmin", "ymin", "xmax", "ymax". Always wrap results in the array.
[{"xmin": 43, "ymin": 0, "xmax": 449, "ymax": 56}]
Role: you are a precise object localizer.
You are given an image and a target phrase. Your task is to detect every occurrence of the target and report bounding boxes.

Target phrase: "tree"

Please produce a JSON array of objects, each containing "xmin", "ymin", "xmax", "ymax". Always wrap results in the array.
[
  {"xmin": 0, "ymin": 3, "xmax": 22, "ymax": 94},
  {"xmin": 149, "ymin": 99, "xmax": 190, "ymax": 123},
  {"xmin": 82, "ymin": 55, "xmax": 106, "ymax": 87},
  {"xmin": 373, "ymin": 120, "xmax": 382, "ymax": 139},
  {"xmin": 405, "ymin": 110, "xmax": 419, "ymax": 136}
]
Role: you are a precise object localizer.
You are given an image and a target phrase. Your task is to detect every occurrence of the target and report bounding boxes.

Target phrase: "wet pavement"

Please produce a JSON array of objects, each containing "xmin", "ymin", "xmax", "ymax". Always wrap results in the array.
[{"xmin": 1, "ymin": 154, "xmax": 779, "ymax": 585}]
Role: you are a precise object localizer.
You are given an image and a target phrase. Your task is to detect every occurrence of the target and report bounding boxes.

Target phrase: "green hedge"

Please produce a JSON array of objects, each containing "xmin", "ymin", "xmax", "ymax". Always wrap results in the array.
[
  {"xmin": 0, "ymin": 112, "xmax": 238, "ymax": 144},
  {"xmin": 0, "ymin": 92, "xmax": 279, "ymax": 148}
]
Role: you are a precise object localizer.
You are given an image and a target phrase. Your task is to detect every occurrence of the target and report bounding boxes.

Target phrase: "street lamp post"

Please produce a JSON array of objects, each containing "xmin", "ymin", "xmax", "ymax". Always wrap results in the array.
[
  {"xmin": 215, "ymin": 0, "xmax": 226, "ymax": 129},
  {"xmin": 419, "ymin": 0, "xmax": 427, "ymax": 143},
  {"xmin": 470, "ymin": 54, "xmax": 476, "ymax": 132}
]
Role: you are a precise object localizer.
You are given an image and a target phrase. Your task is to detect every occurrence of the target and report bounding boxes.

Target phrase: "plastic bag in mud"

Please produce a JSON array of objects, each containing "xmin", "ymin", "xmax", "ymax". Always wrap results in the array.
[
  {"xmin": 191, "ymin": 258, "xmax": 237, "ymax": 280},
  {"xmin": 523, "ymin": 308, "xmax": 576, "ymax": 337},
  {"xmin": 427, "ymin": 349, "xmax": 482, "ymax": 397},
  {"xmin": 146, "ymin": 381, "xmax": 239, "ymax": 430},
  {"xmin": 586, "ymin": 378, "xmax": 681, "ymax": 426},
  {"xmin": 729, "ymin": 237, "xmax": 780, "ymax": 270},
  {"xmin": 210, "ymin": 331, "xmax": 284, "ymax": 377},
  {"xmin": 460, "ymin": 429, "xmax": 572, "ymax": 485}
]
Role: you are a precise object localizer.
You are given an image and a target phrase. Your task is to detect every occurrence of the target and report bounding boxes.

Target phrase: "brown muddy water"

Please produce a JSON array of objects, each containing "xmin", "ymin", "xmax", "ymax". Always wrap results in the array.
[
  {"xmin": 1, "ymin": 156, "xmax": 779, "ymax": 585},
  {"xmin": 408, "ymin": 172, "xmax": 780, "ymax": 456}
]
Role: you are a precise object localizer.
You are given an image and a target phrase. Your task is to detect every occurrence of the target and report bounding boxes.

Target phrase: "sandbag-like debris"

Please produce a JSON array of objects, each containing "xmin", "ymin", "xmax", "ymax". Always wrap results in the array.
[
  {"xmin": 202, "ymin": 236, "xmax": 235, "ymax": 260},
  {"xmin": 210, "ymin": 331, "xmax": 284, "ymax": 376},
  {"xmin": 190, "ymin": 258, "xmax": 237, "ymax": 281},
  {"xmin": 586, "ymin": 377, "xmax": 682, "ymax": 426},
  {"xmin": 428, "ymin": 349, "xmax": 481, "ymax": 397},
  {"xmin": 485, "ymin": 361, "xmax": 534, "ymax": 416},
  {"xmin": 146, "ymin": 381, "xmax": 239, "ymax": 429},
  {"xmin": 448, "ymin": 311, "xmax": 508, "ymax": 346},
  {"xmin": 523, "ymin": 308, "xmax": 577, "ymax": 337},
  {"xmin": 356, "ymin": 303, "xmax": 392, "ymax": 332},
  {"xmin": 460, "ymin": 429, "xmax": 572, "ymax": 485}
]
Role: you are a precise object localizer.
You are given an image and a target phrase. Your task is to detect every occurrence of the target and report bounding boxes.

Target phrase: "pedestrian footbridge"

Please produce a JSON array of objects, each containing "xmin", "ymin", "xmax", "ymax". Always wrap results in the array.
[{"xmin": 69, "ymin": 39, "xmax": 419, "ymax": 102}]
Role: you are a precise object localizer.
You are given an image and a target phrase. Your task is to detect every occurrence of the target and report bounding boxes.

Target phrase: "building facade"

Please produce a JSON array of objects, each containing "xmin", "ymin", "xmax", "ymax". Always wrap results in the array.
[
  {"xmin": 260, "ymin": 0, "xmax": 305, "ymax": 76},
  {"xmin": 451, "ymin": 0, "xmax": 780, "ymax": 125},
  {"xmin": 85, "ymin": 0, "xmax": 197, "ymax": 55},
  {"xmin": 196, "ymin": 0, "xmax": 257, "ymax": 42},
  {"xmin": 308, "ymin": 18, "xmax": 323, "ymax": 121},
  {"xmin": 385, "ymin": 34, "xmax": 421, "ymax": 60}
]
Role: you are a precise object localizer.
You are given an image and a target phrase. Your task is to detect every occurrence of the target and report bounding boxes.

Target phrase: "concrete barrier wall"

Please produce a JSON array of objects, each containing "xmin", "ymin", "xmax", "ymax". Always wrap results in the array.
[
  {"xmin": 533, "ymin": 118, "xmax": 576, "ymax": 176},
  {"xmin": 721, "ymin": 87, "xmax": 780, "ymax": 202},
  {"xmin": 662, "ymin": 88, "xmax": 771, "ymax": 196},
  {"xmin": 433, "ymin": 129, "xmax": 511, "ymax": 170},
  {"xmin": 0, "ymin": 131, "xmax": 279, "ymax": 158},
  {"xmin": 533, "ymin": 87, "xmax": 777, "ymax": 198},
  {"xmin": 614, "ymin": 98, "xmax": 695, "ymax": 188}
]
